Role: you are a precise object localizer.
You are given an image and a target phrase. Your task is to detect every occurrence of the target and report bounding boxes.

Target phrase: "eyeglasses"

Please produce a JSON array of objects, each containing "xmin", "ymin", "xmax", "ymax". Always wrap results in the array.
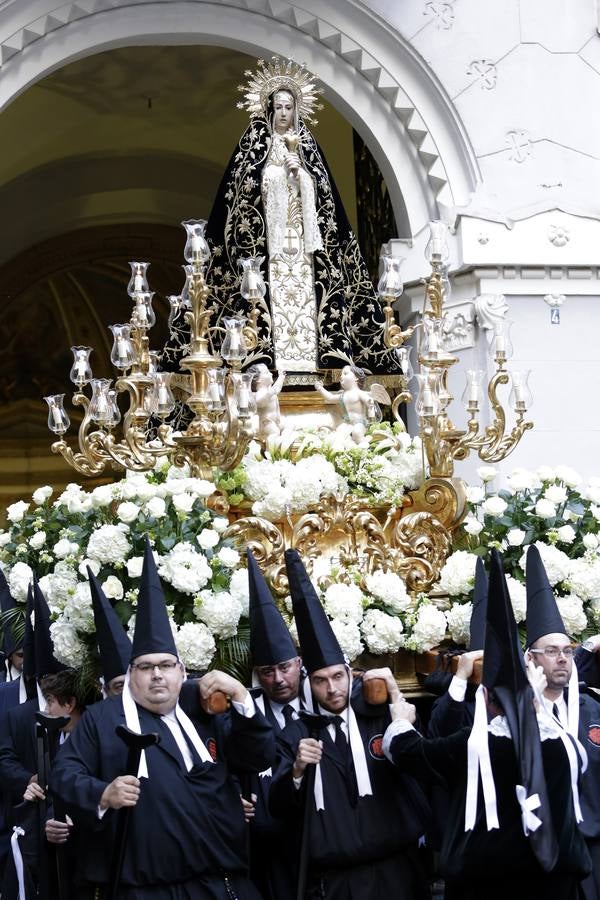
[
  {"xmin": 529, "ymin": 646, "xmax": 575, "ymax": 660},
  {"xmin": 130, "ymin": 661, "xmax": 180, "ymax": 673}
]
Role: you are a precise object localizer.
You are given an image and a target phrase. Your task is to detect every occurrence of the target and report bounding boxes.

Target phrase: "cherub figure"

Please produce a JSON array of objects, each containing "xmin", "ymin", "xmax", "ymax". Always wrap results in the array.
[
  {"xmin": 249, "ymin": 364, "xmax": 286, "ymax": 440},
  {"xmin": 315, "ymin": 364, "xmax": 391, "ymax": 443}
]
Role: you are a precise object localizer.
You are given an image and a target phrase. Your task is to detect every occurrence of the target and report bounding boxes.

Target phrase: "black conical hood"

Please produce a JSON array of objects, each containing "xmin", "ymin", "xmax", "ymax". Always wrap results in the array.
[
  {"xmin": 468, "ymin": 557, "xmax": 488, "ymax": 650},
  {"xmin": 525, "ymin": 545, "xmax": 567, "ymax": 647},
  {"xmin": 88, "ymin": 568, "xmax": 132, "ymax": 682},
  {"xmin": 285, "ymin": 549, "xmax": 345, "ymax": 674},
  {"xmin": 33, "ymin": 579, "xmax": 67, "ymax": 676},
  {"xmin": 0, "ymin": 569, "xmax": 21, "ymax": 658},
  {"xmin": 248, "ymin": 551, "xmax": 297, "ymax": 667},
  {"xmin": 484, "ymin": 550, "xmax": 558, "ymax": 872},
  {"xmin": 131, "ymin": 538, "xmax": 177, "ymax": 661}
]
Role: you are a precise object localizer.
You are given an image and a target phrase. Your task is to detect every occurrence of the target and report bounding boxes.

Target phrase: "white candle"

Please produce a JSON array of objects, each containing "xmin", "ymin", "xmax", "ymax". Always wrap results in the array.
[
  {"xmin": 469, "ymin": 383, "xmax": 479, "ymax": 403},
  {"xmin": 247, "ymin": 271, "xmax": 259, "ymax": 291},
  {"xmin": 238, "ymin": 387, "xmax": 249, "ymax": 409},
  {"xmin": 75, "ymin": 359, "xmax": 87, "ymax": 379},
  {"xmin": 134, "ymin": 273, "xmax": 144, "ymax": 292},
  {"xmin": 422, "ymin": 388, "xmax": 434, "ymax": 413},
  {"xmin": 495, "ymin": 333, "xmax": 505, "ymax": 353},
  {"xmin": 136, "ymin": 302, "xmax": 147, "ymax": 324},
  {"xmin": 228, "ymin": 331, "xmax": 240, "ymax": 352},
  {"xmin": 209, "ymin": 382, "xmax": 221, "ymax": 402},
  {"xmin": 191, "ymin": 233, "xmax": 202, "ymax": 253},
  {"xmin": 158, "ymin": 386, "xmax": 169, "ymax": 406},
  {"xmin": 429, "ymin": 334, "xmax": 439, "ymax": 353},
  {"xmin": 117, "ymin": 338, "xmax": 128, "ymax": 361},
  {"xmin": 514, "ymin": 383, "xmax": 524, "ymax": 403},
  {"xmin": 51, "ymin": 405, "xmax": 63, "ymax": 427}
]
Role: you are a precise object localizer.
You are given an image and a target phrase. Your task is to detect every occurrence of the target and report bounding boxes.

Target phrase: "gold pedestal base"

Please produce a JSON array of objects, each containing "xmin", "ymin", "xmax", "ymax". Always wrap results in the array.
[{"xmin": 279, "ymin": 389, "xmax": 344, "ymax": 432}]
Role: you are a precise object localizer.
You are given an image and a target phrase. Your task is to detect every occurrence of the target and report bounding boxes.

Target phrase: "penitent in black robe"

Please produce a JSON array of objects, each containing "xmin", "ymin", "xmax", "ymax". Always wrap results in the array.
[
  {"xmin": 162, "ymin": 116, "xmax": 401, "ymax": 380},
  {"xmin": 269, "ymin": 688, "xmax": 431, "ymax": 899},
  {"xmin": 50, "ymin": 687, "xmax": 275, "ymax": 899},
  {"xmin": 386, "ymin": 723, "xmax": 591, "ymax": 900}
]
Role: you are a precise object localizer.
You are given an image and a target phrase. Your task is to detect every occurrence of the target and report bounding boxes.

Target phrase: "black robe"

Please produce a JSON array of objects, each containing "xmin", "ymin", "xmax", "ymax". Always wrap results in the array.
[
  {"xmin": 269, "ymin": 687, "xmax": 431, "ymax": 899},
  {"xmin": 162, "ymin": 116, "xmax": 401, "ymax": 381},
  {"xmin": 386, "ymin": 723, "xmax": 591, "ymax": 900},
  {"xmin": 50, "ymin": 687, "xmax": 275, "ymax": 898},
  {"xmin": 576, "ymin": 692, "xmax": 600, "ymax": 900}
]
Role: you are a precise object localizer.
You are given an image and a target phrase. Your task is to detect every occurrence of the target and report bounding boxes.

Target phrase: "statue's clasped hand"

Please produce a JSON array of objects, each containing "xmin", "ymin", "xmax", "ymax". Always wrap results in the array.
[{"xmin": 284, "ymin": 152, "xmax": 301, "ymax": 178}]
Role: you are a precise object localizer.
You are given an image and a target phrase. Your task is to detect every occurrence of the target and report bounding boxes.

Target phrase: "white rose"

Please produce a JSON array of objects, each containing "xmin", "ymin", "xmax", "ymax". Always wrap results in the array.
[
  {"xmin": 466, "ymin": 486, "xmax": 485, "ymax": 505},
  {"xmin": 102, "ymin": 575, "xmax": 124, "ymax": 600},
  {"xmin": 536, "ymin": 466, "xmax": 556, "ymax": 482},
  {"xmin": 477, "ymin": 466, "xmax": 497, "ymax": 483},
  {"xmin": 463, "ymin": 516, "xmax": 483, "ymax": 536},
  {"xmin": 585, "ymin": 486, "xmax": 600, "ymax": 506},
  {"xmin": 0, "ymin": 532, "xmax": 10, "ymax": 547},
  {"xmin": 554, "ymin": 466, "xmax": 581, "ymax": 489},
  {"xmin": 8, "ymin": 562, "xmax": 34, "ymax": 601},
  {"xmin": 482, "ymin": 496, "xmax": 507, "ymax": 517},
  {"xmin": 91, "ymin": 484, "xmax": 114, "ymax": 508},
  {"xmin": 556, "ymin": 524, "xmax": 576, "ymax": 545},
  {"xmin": 583, "ymin": 533, "xmax": 599, "ymax": 550},
  {"xmin": 172, "ymin": 493, "xmax": 195, "ymax": 514},
  {"xmin": 54, "ymin": 538, "xmax": 79, "ymax": 559},
  {"xmin": 507, "ymin": 528, "xmax": 526, "ymax": 547},
  {"xmin": 67, "ymin": 495, "xmax": 92, "ymax": 515},
  {"xmin": 189, "ymin": 479, "xmax": 216, "ymax": 499},
  {"xmin": 79, "ymin": 558, "xmax": 101, "ymax": 578},
  {"xmin": 217, "ymin": 547, "xmax": 240, "ymax": 568},
  {"xmin": 6, "ymin": 501, "xmax": 30, "ymax": 523},
  {"xmin": 196, "ymin": 529, "xmax": 220, "ymax": 550},
  {"xmin": 212, "ymin": 517, "xmax": 229, "ymax": 534},
  {"xmin": 117, "ymin": 501, "xmax": 141, "ymax": 524},
  {"xmin": 591, "ymin": 505, "xmax": 600, "ymax": 523},
  {"xmin": 535, "ymin": 499, "xmax": 556, "ymax": 519},
  {"xmin": 507, "ymin": 468, "xmax": 538, "ymax": 493},
  {"xmin": 544, "ymin": 484, "xmax": 568, "ymax": 505},
  {"xmin": 126, "ymin": 556, "xmax": 145, "ymax": 578},
  {"xmin": 32, "ymin": 486, "xmax": 53, "ymax": 505},
  {"xmin": 146, "ymin": 496, "xmax": 167, "ymax": 519},
  {"xmin": 29, "ymin": 531, "xmax": 47, "ymax": 550}
]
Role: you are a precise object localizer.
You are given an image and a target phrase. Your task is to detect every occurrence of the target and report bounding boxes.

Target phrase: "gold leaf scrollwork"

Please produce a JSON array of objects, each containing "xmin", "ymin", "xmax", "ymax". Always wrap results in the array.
[{"xmin": 392, "ymin": 511, "xmax": 453, "ymax": 594}]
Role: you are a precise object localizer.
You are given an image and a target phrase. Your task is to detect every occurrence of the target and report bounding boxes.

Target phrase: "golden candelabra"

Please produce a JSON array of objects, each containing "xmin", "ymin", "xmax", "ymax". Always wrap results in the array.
[
  {"xmin": 43, "ymin": 220, "xmax": 260, "ymax": 480},
  {"xmin": 378, "ymin": 221, "xmax": 533, "ymax": 478}
]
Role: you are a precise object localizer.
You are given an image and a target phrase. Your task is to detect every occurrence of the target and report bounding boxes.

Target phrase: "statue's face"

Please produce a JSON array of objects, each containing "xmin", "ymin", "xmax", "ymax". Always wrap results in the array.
[
  {"xmin": 340, "ymin": 366, "xmax": 357, "ymax": 389},
  {"xmin": 273, "ymin": 91, "xmax": 295, "ymax": 134}
]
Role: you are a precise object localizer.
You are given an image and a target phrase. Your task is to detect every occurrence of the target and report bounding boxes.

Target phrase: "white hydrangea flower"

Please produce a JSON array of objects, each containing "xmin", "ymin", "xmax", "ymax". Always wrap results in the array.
[
  {"xmin": 216, "ymin": 547, "xmax": 240, "ymax": 568},
  {"xmin": 39, "ymin": 561, "xmax": 79, "ymax": 613},
  {"xmin": 360, "ymin": 609, "xmax": 404, "ymax": 654},
  {"xmin": 322, "ymin": 583, "xmax": 364, "ymax": 624},
  {"xmin": 364, "ymin": 570, "xmax": 410, "ymax": 613},
  {"xmin": 555, "ymin": 524, "xmax": 576, "ymax": 545},
  {"xmin": 63, "ymin": 582, "xmax": 95, "ymax": 632},
  {"xmin": 409, "ymin": 604, "xmax": 448, "ymax": 652},
  {"xmin": 535, "ymin": 499, "xmax": 556, "ymax": 519},
  {"xmin": 144, "ymin": 496, "xmax": 166, "ymax": 519},
  {"xmin": 8, "ymin": 562, "xmax": 34, "ymax": 601},
  {"xmin": 116, "ymin": 502, "xmax": 141, "ymax": 524},
  {"xmin": 32, "ymin": 486, "xmax": 53, "ymax": 506},
  {"xmin": 507, "ymin": 528, "xmax": 526, "ymax": 547},
  {"xmin": 329, "ymin": 618, "xmax": 363, "ymax": 661},
  {"xmin": 252, "ymin": 485, "xmax": 293, "ymax": 521},
  {"xmin": 87, "ymin": 525, "xmax": 132, "ymax": 565},
  {"xmin": 175, "ymin": 621, "xmax": 216, "ymax": 671},
  {"xmin": 229, "ymin": 568, "xmax": 250, "ymax": 617},
  {"xmin": 556, "ymin": 593, "xmax": 587, "ymax": 636},
  {"xmin": 505, "ymin": 575, "xmax": 527, "ymax": 623},
  {"xmin": 482, "ymin": 496, "xmax": 507, "ymax": 517},
  {"xmin": 196, "ymin": 529, "xmax": 220, "ymax": 551},
  {"xmin": 445, "ymin": 602, "xmax": 472, "ymax": 646},
  {"xmin": 518, "ymin": 542, "xmax": 570, "ymax": 586},
  {"xmin": 435, "ymin": 551, "xmax": 478, "ymax": 597},
  {"xmin": 193, "ymin": 589, "xmax": 243, "ymax": 639},
  {"xmin": 158, "ymin": 543, "xmax": 212, "ymax": 595},
  {"xmin": 6, "ymin": 501, "xmax": 29, "ymax": 523},
  {"xmin": 29, "ymin": 531, "xmax": 46, "ymax": 550},
  {"xmin": 544, "ymin": 484, "xmax": 568, "ymax": 505},
  {"xmin": 102, "ymin": 575, "xmax": 124, "ymax": 600},
  {"xmin": 565, "ymin": 557, "xmax": 600, "ymax": 601},
  {"xmin": 49, "ymin": 619, "xmax": 85, "ymax": 668}
]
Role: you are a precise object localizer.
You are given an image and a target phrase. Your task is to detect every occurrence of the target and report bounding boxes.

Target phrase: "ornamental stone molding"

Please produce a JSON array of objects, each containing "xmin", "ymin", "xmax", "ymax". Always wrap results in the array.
[
  {"xmin": 0, "ymin": 0, "xmax": 479, "ymax": 237},
  {"xmin": 473, "ymin": 294, "xmax": 508, "ymax": 335}
]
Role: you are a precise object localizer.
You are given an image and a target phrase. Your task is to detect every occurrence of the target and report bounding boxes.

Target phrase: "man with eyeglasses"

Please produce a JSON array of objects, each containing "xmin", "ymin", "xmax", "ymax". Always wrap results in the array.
[
  {"xmin": 525, "ymin": 545, "xmax": 600, "ymax": 900},
  {"xmin": 51, "ymin": 541, "xmax": 274, "ymax": 900}
]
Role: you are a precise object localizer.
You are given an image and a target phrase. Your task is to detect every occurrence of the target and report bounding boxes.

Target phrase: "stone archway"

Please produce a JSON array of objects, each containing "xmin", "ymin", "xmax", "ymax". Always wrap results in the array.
[{"xmin": 0, "ymin": 0, "xmax": 480, "ymax": 238}]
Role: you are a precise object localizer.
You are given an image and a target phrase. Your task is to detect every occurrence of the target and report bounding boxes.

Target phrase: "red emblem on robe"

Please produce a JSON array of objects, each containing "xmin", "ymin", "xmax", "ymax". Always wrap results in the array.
[
  {"xmin": 368, "ymin": 734, "xmax": 385, "ymax": 760},
  {"xmin": 588, "ymin": 726, "xmax": 600, "ymax": 746},
  {"xmin": 206, "ymin": 737, "xmax": 218, "ymax": 761}
]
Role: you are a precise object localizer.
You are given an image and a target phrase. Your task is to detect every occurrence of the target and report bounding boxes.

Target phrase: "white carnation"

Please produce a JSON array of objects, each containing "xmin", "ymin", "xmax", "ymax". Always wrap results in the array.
[
  {"xmin": 49, "ymin": 619, "xmax": 86, "ymax": 668},
  {"xmin": 193, "ymin": 589, "xmax": 243, "ymax": 639},
  {"xmin": 322, "ymin": 583, "xmax": 364, "ymax": 624},
  {"xmin": 102, "ymin": 575, "xmax": 124, "ymax": 600},
  {"xmin": 445, "ymin": 603, "xmax": 472, "ymax": 646},
  {"xmin": 409, "ymin": 604, "xmax": 448, "ymax": 652},
  {"xmin": 87, "ymin": 525, "xmax": 131, "ymax": 565},
  {"xmin": 435, "ymin": 551, "xmax": 478, "ymax": 597},
  {"xmin": 6, "ymin": 501, "xmax": 29, "ymax": 523},
  {"xmin": 8, "ymin": 562, "xmax": 34, "ymax": 601},
  {"xmin": 32, "ymin": 486, "xmax": 53, "ymax": 505},
  {"xmin": 216, "ymin": 547, "xmax": 240, "ymax": 568},
  {"xmin": 175, "ymin": 621, "xmax": 216, "ymax": 671},
  {"xmin": 117, "ymin": 501, "xmax": 141, "ymax": 524},
  {"xmin": 556, "ymin": 593, "xmax": 587, "ymax": 637},
  {"xmin": 364, "ymin": 570, "xmax": 410, "ymax": 613},
  {"xmin": 196, "ymin": 529, "xmax": 220, "ymax": 550},
  {"xmin": 329, "ymin": 618, "xmax": 363, "ymax": 662},
  {"xmin": 360, "ymin": 609, "xmax": 404, "ymax": 654},
  {"xmin": 158, "ymin": 543, "xmax": 212, "ymax": 595},
  {"xmin": 507, "ymin": 528, "xmax": 526, "ymax": 547}
]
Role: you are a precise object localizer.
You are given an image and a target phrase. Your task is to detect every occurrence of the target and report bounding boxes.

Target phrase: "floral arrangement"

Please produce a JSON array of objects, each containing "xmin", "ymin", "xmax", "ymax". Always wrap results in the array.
[
  {"xmin": 216, "ymin": 422, "xmax": 425, "ymax": 520},
  {"xmin": 0, "ymin": 462, "xmax": 250, "ymax": 677},
  {"xmin": 433, "ymin": 464, "xmax": 600, "ymax": 644}
]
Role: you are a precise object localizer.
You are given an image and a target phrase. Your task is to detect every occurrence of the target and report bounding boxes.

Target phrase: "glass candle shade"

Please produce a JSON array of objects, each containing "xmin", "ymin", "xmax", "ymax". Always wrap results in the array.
[
  {"xmin": 239, "ymin": 257, "xmax": 267, "ymax": 300},
  {"xmin": 413, "ymin": 373, "xmax": 440, "ymax": 418},
  {"xmin": 207, "ymin": 368, "xmax": 226, "ymax": 412},
  {"xmin": 221, "ymin": 317, "xmax": 248, "ymax": 363},
  {"xmin": 461, "ymin": 369, "xmax": 485, "ymax": 408},
  {"xmin": 89, "ymin": 378, "xmax": 113, "ymax": 425},
  {"xmin": 132, "ymin": 292, "xmax": 156, "ymax": 330},
  {"xmin": 377, "ymin": 254, "xmax": 404, "ymax": 300},
  {"xmin": 106, "ymin": 390, "xmax": 121, "ymax": 428},
  {"xmin": 510, "ymin": 369, "xmax": 532, "ymax": 410},
  {"xmin": 166, "ymin": 295, "xmax": 182, "ymax": 328},
  {"xmin": 44, "ymin": 394, "xmax": 70, "ymax": 434},
  {"xmin": 182, "ymin": 219, "xmax": 210, "ymax": 266},
  {"xmin": 422, "ymin": 316, "xmax": 445, "ymax": 358},
  {"xmin": 110, "ymin": 324, "xmax": 135, "ymax": 370},
  {"xmin": 180, "ymin": 265, "xmax": 195, "ymax": 310},
  {"xmin": 69, "ymin": 346, "xmax": 93, "ymax": 386},
  {"xmin": 127, "ymin": 262, "xmax": 150, "ymax": 297},
  {"xmin": 491, "ymin": 319, "xmax": 513, "ymax": 360},
  {"xmin": 234, "ymin": 372, "xmax": 256, "ymax": 418},
  {"xmin": 154, "ymin": 372, "xmax": 176, "ymax": 418},
  {"xmin": 424, "ymin": 220, "xmax": 450, "ymax": 264},
  {"xmin": 396, "ymin": 345, "xmax": 414, "ymax": 378}
]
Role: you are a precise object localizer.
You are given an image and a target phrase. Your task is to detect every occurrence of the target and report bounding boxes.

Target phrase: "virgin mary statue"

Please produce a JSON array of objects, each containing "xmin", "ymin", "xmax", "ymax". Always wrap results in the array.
[{"xmin": 164, "ymin": 57, "xmax": 400, "ymax": 378}]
